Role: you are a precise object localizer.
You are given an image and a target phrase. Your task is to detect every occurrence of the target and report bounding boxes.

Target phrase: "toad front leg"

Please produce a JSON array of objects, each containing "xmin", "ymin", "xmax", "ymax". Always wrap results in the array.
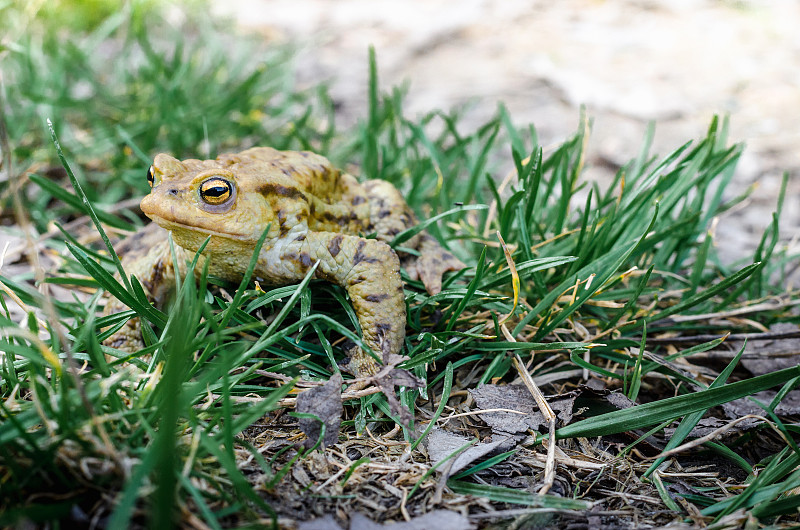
[{"xmin": 285, "ymin": 232, "xmax": 406, "ymax": 376}]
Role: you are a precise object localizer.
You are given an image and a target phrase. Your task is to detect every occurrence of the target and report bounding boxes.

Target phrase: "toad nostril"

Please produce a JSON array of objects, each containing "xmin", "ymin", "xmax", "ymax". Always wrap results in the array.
[{"xmin": 167, "ymin": 188, "xmax": 179, "ymax": 196}]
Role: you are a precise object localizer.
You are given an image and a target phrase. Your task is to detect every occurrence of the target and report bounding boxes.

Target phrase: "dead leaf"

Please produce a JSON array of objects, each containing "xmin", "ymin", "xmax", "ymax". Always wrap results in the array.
[
  {"xmin": 426, "ymin": 428, "xmax": 517, "ymax": 475},
  {"xmin": 739, "ymin": 323, "xmax": 800, "ymax": 376},
  {"xmin": 604, "ymin": 391, "xmax": 635, "ymax": 410},
  {"xmin": 376, "ymin": 357, "xmax": 425, "ymax": 427},
  {"xmin": 383, "ymin": 366, "xmax": 425, "ymax": 390},
  {"xmin": 297, "ymin": 373, "xmax": 343, "ymax": 450},
  {"xmin": 724, "ymin": 389, "xmax": 800, "ymax": 419},
  {"xmin": 471, "ymin": 385, "xmax": 576, "ymax": 433},
  {"xmin": 663, "ymin": 416, "xmax": 760, "ymax": 438}
]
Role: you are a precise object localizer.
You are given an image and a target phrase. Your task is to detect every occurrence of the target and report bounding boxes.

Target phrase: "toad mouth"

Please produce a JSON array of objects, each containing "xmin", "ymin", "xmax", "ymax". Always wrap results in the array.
[{"xmin": 145, "ymin": 214, "xmax": 251, "ymax": 241}]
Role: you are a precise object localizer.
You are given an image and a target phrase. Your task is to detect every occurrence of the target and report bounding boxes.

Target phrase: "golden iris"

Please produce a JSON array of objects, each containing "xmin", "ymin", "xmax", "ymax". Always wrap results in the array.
[
  {"xmin": 147, "ymin": 166, "xmax": 155, "ymax": 187},
  {"xmin": 199, "ymin": 177, "xmax": 233, "ymax": 205}
]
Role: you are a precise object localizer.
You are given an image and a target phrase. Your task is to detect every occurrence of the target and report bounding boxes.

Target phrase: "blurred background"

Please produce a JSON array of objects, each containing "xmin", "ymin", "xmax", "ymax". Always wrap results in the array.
[
  {"xmin": 209, "ymin": 0, "xmax": 799, "ymax": 269},
  {"xmin": 3, "ymin": 0, "xmax": 798, "ymax": 274}
]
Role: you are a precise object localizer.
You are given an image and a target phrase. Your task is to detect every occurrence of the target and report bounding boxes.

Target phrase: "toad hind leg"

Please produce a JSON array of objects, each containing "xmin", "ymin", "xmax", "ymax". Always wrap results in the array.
[
  {"xmin": 363, "ymin": 180, "xmax": 465, "ymax": 295},
  {"xmin": 298, "ymin": 232, "xmax": 406, "ymax": 376},
  {"xmin": 408, "ymin": 234, "xmax": 466, "ymax": 295}
]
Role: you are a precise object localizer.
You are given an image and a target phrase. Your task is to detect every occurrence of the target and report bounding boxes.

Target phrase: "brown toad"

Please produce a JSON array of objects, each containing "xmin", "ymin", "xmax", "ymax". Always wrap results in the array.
[{"xmin": 106, "ymin": 147, "xmax": 464, "ymax": 376}]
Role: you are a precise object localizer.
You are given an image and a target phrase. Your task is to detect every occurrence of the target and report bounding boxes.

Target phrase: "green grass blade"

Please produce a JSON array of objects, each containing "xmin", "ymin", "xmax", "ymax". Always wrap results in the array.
[
  {"xmin": 447, "ymin": 481, "xmax": 591, "ymax": 510},
  {"xmin": 642, "ymin": 340, "xmax": 746, "ymax": 477},
  {"xmin": 47, "ymin": 119, "xmax": 132, "ymax": 291},
  {"xmin": 556, "ymin": 362, "xmax": 800, "ymax": 439}
]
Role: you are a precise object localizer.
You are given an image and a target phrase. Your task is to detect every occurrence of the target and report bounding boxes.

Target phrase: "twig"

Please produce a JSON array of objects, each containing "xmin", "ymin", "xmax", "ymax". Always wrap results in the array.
[
  {"xmin": 364, "ymin": 425, "xmax": 406, "ymax": 447},
  {"xmin": 646, "ymin": 329, "xmax": 800, "ymax": 345},
  {"xmin": 532, "ymin": 445, "xmax": 608, "ymax": 471},
  {"xmin": 665, "ymin": 299, "xmax": 799, "ymax": 323},
  {"xmin": 539, "ymin": 418, "xmax": 557, "ymax": 495},
  {"xmin": 313, "ymin": 459, "xmax": 353, "ymax": 493},
  {"xmin": 504, "ymin": 324, "xmax": 558, "ymax": 495},
  {"xmin": 446, "ymin": 408, "xmax": 529, "ymax": 419},
  {"xmin": 650, "ymin": 415, "xmax": 780, "ymax": 460}
]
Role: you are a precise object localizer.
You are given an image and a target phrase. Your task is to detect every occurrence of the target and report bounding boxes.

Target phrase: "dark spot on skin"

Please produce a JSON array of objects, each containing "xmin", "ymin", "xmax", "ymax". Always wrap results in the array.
[
  {"xmin": 294, "ymin": 234, "xmax": 306, "ymax": 242},
  {"xmin": 319, "ymin": 211, "xmax": 361, "ymax": 228},
  {"xmin": 309, "ymin": 202, "xmax": 316, "ymax": 215},
  {"xmin": 300, "ymin": 152, "xmax": 309, "ymax": 157},
  {"xmin": 141, "ymin": 258, "xmax": 166, "ymax": 294},
  {"xmin": 378, "ymin": 209, "xmax": 392, "ymax": 219},
  {"xmin": 387, "ymin": 227, "xmax": 400, "ymax": 236},
  {"xmin": 277, "ymin": 210, "xmax": 291, "ymax": 237},
  {"xmin": 365, "ymin": 294, "xmax": 390, "ymax": 303},
  {"xmin": 316, "ymin": 269, "xmax": 336, "ymax": 282},
  {"xmin": 276, "ymin": 210, "xmax": 306, "ymax": 239},
  {"xmin": 355, "ymin": 255, "xmax": 381, "ymax": 265},
  {"xmin": 352, "ymin": 195, "xmax": 366, "ymax": 206},
  {"xmin": 374, "ymin": 322, "xmax": 393, "ymax": 355},
  {"xmin": 328, "ymin": 234, "xmax": 343, "ymax": 257},
  {"xmin": 349, "ymin": 275, "xmax": 367, "ymax": 285},
  {"xmin": 299, "ymin": 252, "xmax": 313, "ymax": 268},
  {"xmin": 353, "ymin": 240, "xmax": 380, "ymax": 265},
  {"xmin": 258, "ymin": 183, "xmax": 306, "ymax": 201}
]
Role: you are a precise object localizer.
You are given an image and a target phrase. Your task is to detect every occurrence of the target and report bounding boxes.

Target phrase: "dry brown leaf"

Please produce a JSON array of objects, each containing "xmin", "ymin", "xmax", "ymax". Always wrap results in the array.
[
  {"xmin": 471, "ymin": 385, "xmax": 576, "ymax": 433},
  {"xmin": 739, "ymin": 323, "xmax": 800, "ymax": 376},
  {"xmin": 297, "ymin": 373, "xmax": 343, "ymax": 450},
  {"xmin": 426, "ymin": 428, "xmax": 517, "ymax": 475}
]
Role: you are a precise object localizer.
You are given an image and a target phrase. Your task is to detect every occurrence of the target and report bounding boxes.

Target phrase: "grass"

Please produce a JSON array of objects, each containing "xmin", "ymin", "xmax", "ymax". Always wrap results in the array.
[{"xmin": 2, "ymin": 3, "xmax": 800, "ymax": 528}]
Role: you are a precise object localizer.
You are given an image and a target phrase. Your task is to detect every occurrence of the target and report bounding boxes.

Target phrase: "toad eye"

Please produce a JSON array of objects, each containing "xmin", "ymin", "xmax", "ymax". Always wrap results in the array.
[
  {"xmin": 199, "ymin": 177, "xmax": 234, "ymax": 205},
  {"xmin": 147, "ymin": 166, "xmax": 155, "ymax": 187}
]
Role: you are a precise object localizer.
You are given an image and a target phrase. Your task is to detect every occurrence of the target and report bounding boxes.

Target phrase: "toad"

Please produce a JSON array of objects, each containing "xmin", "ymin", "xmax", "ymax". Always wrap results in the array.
[{"xmin": 105, "ymin": 147, "xmax": 464, "ymax": 376}]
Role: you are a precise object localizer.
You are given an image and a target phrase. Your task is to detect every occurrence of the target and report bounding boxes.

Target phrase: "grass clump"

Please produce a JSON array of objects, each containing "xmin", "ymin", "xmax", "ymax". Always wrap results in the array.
[{"xmin": 2, "ymin": 5, "xmax": 799, "ymax": 529}]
